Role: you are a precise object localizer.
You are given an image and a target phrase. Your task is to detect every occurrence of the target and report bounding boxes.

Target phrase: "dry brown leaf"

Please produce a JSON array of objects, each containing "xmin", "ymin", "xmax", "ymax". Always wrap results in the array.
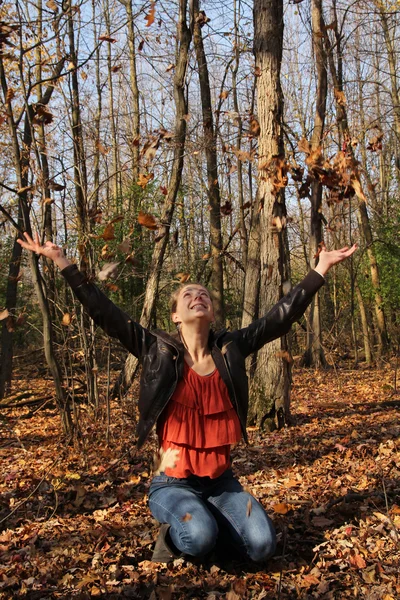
[
  {"xmin": 98, "ymin": 262, "xmax": 120, "ymax": 281},
  {"xmin": 174, "ymin": 272, "xmax": 190, "ymax": 283},
  {"xmin": 101, "ymin": 223, "xmax": 115, "ymax": 241},
  {"xmin": 6, "ymin": 88, "xmax": 15, "ymax": 103},
  {"xmin": 0, "ymin": 309, "xmax": 10, "ymax": 321},
  {"xmin": 145, "ymin": 3, "xmax": 156, "ymax": 27},
  {"xmin": 165, "ymin": 64, "xmax": 175, "ymax": 72},
  {"xmin": 46, "ymin": 0, "xmax": 58, "ymax": 10},
  {"xmin": 138, "ymin": 211, "xmax": 158, "ymax": 230},
  {"xmin": 334, "ymin": 88, "xmax": 346, "ymax": 106},
  {"xmin": 99, "ymin": 35, "xmax": 117, "ymax": 43},
  {"xmin": 137, "ymin": 172, "xmax": 154, "ymax": 188},
  {"xmin": 273, "ymin": 503, "xmax": 290, "ymax": 515},
  {"xmin": 118, "ymin": 238, "xmax": 131, "ymax": 254},
  {"xmin": 61, "ymin": 313, "xmax": 71, "ymax": 326},
  {"xmin": 219, "ymin": 90, "xmax": 229, "ymax": 100},
  {"xmin": 153, "ymin": 448, "xmax": 180, "ymax": 475},
  {"xmin": 181, "ymin": 513, "xmax": 192, "ymax": 522},
  {"xmin": 350, "ymin": 553, "xmax": 367, "ymax": 569}
]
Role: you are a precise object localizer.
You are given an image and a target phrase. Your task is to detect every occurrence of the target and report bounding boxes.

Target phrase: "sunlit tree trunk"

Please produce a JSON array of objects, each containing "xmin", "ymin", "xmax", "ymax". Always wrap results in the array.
[
  {"xmin": 192, "ymin": 0, "xmax": 224, "ymax": 327},
  {"xmin": 302, "ymin": 0, "xmax": 327, "ymax": 368},
  {"xmin": 324, "ymin": 8, "xmax": 389, "ymax": 357},
  {"xmin": 67, "ymin": 0, "xmax": 99, "ymax": 406},
  {"xmin": 114, "ymin": 0, "xmax": 192, "ymax": 396},
  {"xmin": 0, "ymin": 45, "xmax": 72, "ymax": 431},
  {"xmin": 249, "ymin": 0, "xmax": 290, "ymax": 430}
]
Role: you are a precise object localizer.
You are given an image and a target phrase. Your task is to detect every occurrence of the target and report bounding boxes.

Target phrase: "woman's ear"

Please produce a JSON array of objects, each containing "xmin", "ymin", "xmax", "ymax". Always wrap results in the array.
[{"xmin": 172, "ymin": 313, "xmax": 179, "ymax": 324}]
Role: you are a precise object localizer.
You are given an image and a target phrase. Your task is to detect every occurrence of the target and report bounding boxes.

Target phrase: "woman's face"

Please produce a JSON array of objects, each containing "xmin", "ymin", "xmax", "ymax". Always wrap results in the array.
[{"xmin": 172, "ymin": 284, "xmax": 214, "ymax": 327}]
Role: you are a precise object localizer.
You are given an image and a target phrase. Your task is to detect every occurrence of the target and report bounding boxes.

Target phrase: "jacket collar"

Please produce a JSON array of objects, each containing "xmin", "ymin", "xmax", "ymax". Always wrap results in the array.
[{"xmin": 152, "ymin": 327, "xmax": 227, "ymax": 352}]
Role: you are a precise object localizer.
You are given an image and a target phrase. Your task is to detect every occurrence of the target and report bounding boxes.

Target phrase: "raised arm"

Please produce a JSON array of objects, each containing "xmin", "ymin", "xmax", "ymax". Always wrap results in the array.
[
  {"xmin": 17, "ymin": 231, "xmax": 71, "ymax": 270},
  {"xmin": 235, "ymin": 244, "xmax": 357, "ymax": 357},
  {"xmin": 17, "ymin": 232, "xmax": 155, "ymax": 358}
]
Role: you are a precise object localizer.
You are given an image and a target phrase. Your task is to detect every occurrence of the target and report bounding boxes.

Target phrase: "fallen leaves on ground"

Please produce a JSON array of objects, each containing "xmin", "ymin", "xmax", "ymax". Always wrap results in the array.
[{"xmin": 0, "ymin": 365, "xmax": 399, "ymax": 598}]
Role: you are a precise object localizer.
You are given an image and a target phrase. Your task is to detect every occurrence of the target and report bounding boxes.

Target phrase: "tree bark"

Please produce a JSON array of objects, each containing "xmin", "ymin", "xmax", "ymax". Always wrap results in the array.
[
  {"xmin": 114, "ymin": 0, "xmax": 192, "ymax": 396},
  {"xmin": 249, "ymin": 0, "xmax": 290, "ymax": 430},
  {"xmin": 302, "ymin": 0, "xmax": 328, "ymax": 368},
  {"xmin": 192, "ymin": 0, "xmax": 224, "ymax": 327},
  {"xmin": 324, "ymin": 10, "xmax": 389, "ymax": 356}
]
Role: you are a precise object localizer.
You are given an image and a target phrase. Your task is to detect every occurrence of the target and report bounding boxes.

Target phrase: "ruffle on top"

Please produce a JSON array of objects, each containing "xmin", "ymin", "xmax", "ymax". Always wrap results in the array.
[{"xmin": 157, "ymin": 362, "xmax": 242, "ymax": 479}]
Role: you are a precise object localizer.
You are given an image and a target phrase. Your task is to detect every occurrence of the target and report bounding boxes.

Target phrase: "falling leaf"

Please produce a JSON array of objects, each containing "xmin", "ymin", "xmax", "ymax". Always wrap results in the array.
[
  {"xmin": 138, "ymin": 211, "xmax": 158, "ymax": 230},
  {"xmin": 42, "ymin": 197, "xmax": 54, "ymax": 205},
  {"xmin": 101, "ymin": 223, "xmax": 115, "ymax": 241},
  {"xmin": 137, "ymin": 172, "xmax": 154, "ymax": 188},
  {"xmin": 46, "ymin": 0, "xmax": 58, "ymax": 10},
  {"xmin": 153, "ymin": 448, "xmax": 180, "ymax": 475},
  {"xmin": 48, "ymin": 179, "xmax": 65, "ymax": 191},
  {"xmin": 98, "ymin": 262, "xmax": 120, "ymax": 281},
  {"xmin": 275, "ymin": 350, "xmax": 293, "ymax": 363},
  {"xmin": 105, "ymin": 283, "xmax": 119, "ymax": 292},
  {"xmin": 99, "ymin": 35, "xmax": 117, "ymax": 43},
  {"xmin": 246, "ymin": 498, "xmax": 252, "ymax": 517},
  {"xmin": 111, "ymin": 65, "xmax": 122, "ymax": 73},
  {"xmin": 334, "ymin": 88, "xmax": 346, "ymax": 106},
  {"xmin": 219, "ymin": 90, "xmax": 229, "ymax": 100},
  {"xmin": 165, "ymin": 63, "xmax": 175, "ymax": 72},
  {"xmin": 221, "ymin": 201, "xmax": 233, "ymax": 215},
  {"xmin": 160, "ymin": 186, "xmax": 168, "ymax": 196},
  {"xmin": 6, "ymin": 88, "xmax": 15, "ymax": 103},
  {"xmin": 118, "ymin": 238, "xmax": 131, "ymax": 254},
  {"xmin": 312, "ymin": 516, "xmax": 334, "ymax": 528},
  {"xmin": 202, "ymin": 253, "xmax": 210, "ymax": 260},
  {"xmin": 138, "ymin": 39, "xmax": 145, "ymax": 52},
  {"xmin": 254, "ymin": 66, "xmax": 261, "ymax": 77},
  {"xmin": 249, "ymin": 117, "xmax": 260, "ymax": 136},
  {"xmin": 5, "ymin": 316, "xmax": 14, "ymax": 332},
  {"xmin": 181, "ymin": 513, "xmax": 192, "ymax": 522},
  {"xmin": 174, "ymin": 272, "xmax": 190, "ymax": 283},
  {"xmin": 61, "ymin": 313, "xmax": 71, "ymax": 326},
  {"xmin": 196, "ymin": 10, "xmax": 210, "ymax": 27},
  {"xmin": 67, "ymin": 61, "xmax": 75, "ymax": 71},
  {"xmin": 96, "ymin": 140, "xmax": 108, "ymax": 156},
  {"xmin": 145, "ymin": 3, "xmax": 155, "ymax": 27},
  {"xmin": 0, "ymin": 309, "xmax": 10, "ymax": 321}
]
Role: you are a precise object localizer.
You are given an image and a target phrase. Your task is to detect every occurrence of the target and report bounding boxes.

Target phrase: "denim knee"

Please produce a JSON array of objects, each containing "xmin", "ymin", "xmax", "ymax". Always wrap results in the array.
[
  {"xmin": 171, "ymin": 517, "xmax": 218, "ymax": 557},
  {"xmin": 246, "ymin": 520, "xmax": 277, "ymax": 563}
]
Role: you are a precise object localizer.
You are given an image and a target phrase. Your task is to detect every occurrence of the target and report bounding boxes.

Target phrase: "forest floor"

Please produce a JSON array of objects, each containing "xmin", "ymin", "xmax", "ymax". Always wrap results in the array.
[{"xmin": 0, "ymin": 363, "xmax": 399, "ymax": 599}]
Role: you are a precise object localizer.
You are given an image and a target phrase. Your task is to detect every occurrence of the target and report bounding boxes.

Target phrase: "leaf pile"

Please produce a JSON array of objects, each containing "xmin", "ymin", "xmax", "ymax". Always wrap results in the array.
[{"xmin": 0, "ymin": 365, "xmax": 399, "ymax": 598}]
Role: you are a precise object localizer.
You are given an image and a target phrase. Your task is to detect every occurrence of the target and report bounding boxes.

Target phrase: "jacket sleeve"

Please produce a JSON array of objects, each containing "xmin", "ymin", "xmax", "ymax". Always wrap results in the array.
[
  {"xmin": 61, "ymin": 264, "xmax": 155, "ymax": 358},
  {"xmin": 235, "ymin": 270, "xmax": 325, "ymax": 358}
]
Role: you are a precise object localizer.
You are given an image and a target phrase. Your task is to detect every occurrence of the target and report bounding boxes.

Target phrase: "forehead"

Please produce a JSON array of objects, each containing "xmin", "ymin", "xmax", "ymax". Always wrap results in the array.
[{"xmin": 179, "ymin": 285, "xmax": 210, "ymax": 297}]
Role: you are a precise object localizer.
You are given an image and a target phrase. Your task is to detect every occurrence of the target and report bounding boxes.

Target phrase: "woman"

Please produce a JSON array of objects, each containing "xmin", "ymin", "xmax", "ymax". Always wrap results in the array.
[{"xmin": 18, "ymin": 232, "xmax": 357, "ymax": 564}]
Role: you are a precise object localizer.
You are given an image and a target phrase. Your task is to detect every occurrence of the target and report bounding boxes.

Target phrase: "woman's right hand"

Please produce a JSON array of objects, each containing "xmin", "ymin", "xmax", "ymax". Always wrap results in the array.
[{"xmin": 17, "ymin": 232, "xmax": 71, "ymax": 270}]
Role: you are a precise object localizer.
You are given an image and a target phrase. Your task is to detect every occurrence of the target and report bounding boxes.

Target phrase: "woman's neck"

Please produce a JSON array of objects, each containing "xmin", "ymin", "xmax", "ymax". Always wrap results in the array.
[{"xmin": 179, "ymin": 323, "xmax": 210, "ymax": 361}]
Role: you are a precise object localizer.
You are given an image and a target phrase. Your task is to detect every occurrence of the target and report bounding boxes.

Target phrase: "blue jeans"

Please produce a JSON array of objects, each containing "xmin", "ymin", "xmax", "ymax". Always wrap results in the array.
[{"xmin": 148, "ymin": 469, "xmax": 276, "ymax": 562}]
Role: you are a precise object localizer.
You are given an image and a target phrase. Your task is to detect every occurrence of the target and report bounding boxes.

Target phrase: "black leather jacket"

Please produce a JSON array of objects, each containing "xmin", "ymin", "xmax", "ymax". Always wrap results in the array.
[{"xmin": 62, "ymin": 265, "xmax": 324, "ymax": 448}]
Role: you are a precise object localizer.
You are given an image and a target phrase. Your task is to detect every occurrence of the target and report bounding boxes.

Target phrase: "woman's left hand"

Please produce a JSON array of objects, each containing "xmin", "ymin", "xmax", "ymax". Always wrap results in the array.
[{"xmin": 314, "ymin": 243, "xmax": 358, "ymax": 277}]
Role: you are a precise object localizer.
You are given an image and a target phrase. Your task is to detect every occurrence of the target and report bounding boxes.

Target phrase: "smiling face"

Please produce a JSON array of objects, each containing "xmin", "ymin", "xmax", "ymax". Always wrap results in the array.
[{"xmin": 171, "ymin": 284, "xmax": 214, "ymax": 328}]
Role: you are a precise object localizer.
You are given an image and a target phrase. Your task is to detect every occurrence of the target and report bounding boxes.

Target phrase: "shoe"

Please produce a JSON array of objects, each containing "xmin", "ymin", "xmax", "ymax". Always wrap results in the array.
[{"xmin": 151, "ymin": 524, "xmax": 182, "ymax": 563}]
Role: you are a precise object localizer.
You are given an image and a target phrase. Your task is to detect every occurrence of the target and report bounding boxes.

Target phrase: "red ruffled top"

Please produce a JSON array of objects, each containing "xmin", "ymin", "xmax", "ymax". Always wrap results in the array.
[{"xmin": 157, "ymin": 361, "xmax": 242, "ymax": 479}]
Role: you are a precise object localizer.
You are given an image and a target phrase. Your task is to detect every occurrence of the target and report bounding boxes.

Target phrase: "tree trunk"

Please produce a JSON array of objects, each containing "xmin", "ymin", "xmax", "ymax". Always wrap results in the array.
[
  {"xmin": 302, "ymin": 0, "xmax": 328, "ymax": 368},
  {"xmin": 113, "ymin": 0, "xmax": 192, "ymax": 396},
  {"xmin": 192, "ymin": 0, "xmax": 224, "ymax": 327},
  {"xmin": 324, "ymin": 11, "xmax": 389, "ymax": 356},
  {"xmin": 249, "ymin": 0, "xmax": 290, "ymax": 430}
]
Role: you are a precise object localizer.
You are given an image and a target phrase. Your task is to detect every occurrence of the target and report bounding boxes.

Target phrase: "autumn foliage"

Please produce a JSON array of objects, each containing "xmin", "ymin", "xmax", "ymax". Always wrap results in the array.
[{"xmin": 1, "ymin": 365, "xmax": 399, "ymax": 598}]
